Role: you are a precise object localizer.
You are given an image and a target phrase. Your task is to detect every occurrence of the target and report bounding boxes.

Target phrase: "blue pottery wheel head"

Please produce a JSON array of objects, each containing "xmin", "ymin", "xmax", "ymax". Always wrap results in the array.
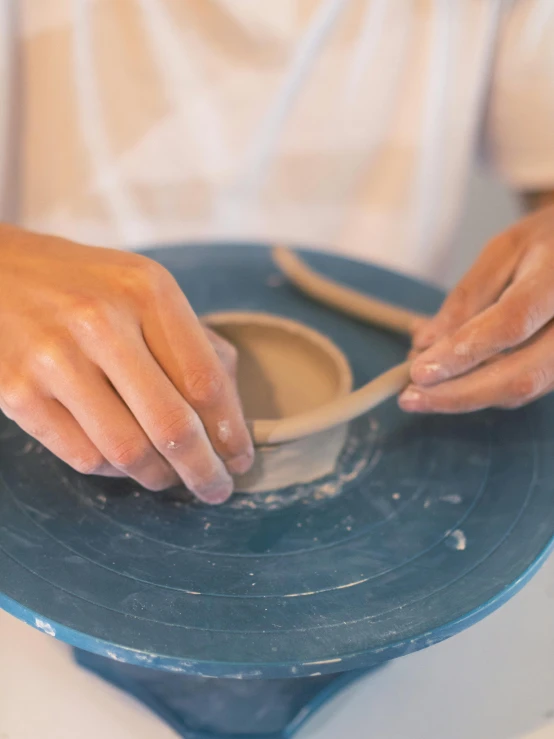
[{"xmin": 0, "ymin": 244, "xmax": 553, "ymax": 679}]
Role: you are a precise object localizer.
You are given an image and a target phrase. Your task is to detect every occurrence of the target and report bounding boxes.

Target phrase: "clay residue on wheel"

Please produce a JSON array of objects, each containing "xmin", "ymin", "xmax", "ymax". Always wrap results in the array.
[{"xmin": 228, "ymin": 416, "xmax": 382, "ymax": 511}]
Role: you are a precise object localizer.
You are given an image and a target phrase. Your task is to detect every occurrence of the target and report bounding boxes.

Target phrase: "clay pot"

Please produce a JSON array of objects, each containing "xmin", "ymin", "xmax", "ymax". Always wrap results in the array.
[{"xmin": 202, "ymin": 311, "xmax": 353, "ymax": 493}]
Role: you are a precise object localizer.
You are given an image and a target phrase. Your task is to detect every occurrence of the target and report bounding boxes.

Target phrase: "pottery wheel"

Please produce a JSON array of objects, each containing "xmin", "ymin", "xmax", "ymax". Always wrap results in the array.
[{"xmin": 0, "ymin": 244, "xmax": 553, "ymax": 679}]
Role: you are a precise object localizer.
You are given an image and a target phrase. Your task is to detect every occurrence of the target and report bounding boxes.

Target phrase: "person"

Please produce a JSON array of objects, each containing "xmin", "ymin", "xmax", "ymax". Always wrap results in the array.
[{"xmin": 0, "ymin": 1, "xmax": 553, "ymax": 503}]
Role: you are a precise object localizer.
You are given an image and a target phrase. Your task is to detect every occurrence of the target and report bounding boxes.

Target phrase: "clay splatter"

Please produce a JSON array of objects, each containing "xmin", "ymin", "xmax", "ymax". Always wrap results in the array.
[
  {"xmin": 446, "ymin": 529, "xmax": 467, "ymax": 551},
  {"xmin": 106, "ymin": 651, "xmax": 126, "ymax": 662},
  {"xmin": 217, "ymin": 420, "xmax": 231, "ymax": 443},
  {"xmin": 14, "ymin": 439, "xmax": 35, "ymax": 456},
  {"xmin": 440, "ymin": 493, "xmax": 462, "ymax": 504},
  {"xmin": 35, "ymin": 618, "xmax": 56, "ymax": 637},
  {"xmin": 0, "ymin": 427, "xmax": 18, "ymax": 441}
]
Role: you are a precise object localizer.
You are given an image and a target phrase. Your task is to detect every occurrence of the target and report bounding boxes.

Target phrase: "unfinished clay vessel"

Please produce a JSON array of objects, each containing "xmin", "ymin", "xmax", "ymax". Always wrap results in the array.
[{"xmin": 202, "ymin": 311, "xmax": 353, "ymax": 493}]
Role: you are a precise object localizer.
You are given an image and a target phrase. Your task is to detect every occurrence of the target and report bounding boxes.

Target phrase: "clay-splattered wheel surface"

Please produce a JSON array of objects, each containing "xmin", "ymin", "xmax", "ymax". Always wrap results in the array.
[{"xmin": 0, "ymin": 244, "xmax": 553, "ymax": 678}]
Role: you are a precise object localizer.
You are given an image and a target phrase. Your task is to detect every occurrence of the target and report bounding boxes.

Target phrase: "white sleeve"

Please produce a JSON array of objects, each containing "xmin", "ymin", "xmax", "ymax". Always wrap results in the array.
[{"xmin": 482, "ymin": 0, "xmax": 554, "ymax": 190}]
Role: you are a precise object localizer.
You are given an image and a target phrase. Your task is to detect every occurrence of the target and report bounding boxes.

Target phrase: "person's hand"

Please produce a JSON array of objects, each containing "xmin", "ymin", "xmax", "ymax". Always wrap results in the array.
[
  {"xmin": 399, "ymin": 204, "xmax": 554, "ymax": 413},
  {"xmin": 0, "ymin": 225, "xmax": 253, "ymax": 503}
]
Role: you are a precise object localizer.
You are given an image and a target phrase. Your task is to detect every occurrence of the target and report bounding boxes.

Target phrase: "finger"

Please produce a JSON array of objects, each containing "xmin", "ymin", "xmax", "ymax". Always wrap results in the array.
[
  {"xmin": 103, "ymin": 344, "xmax": 236, "ymax": 504},
  {"xmin": 410, "ymin": 316, "xmax": 432, "ymax": 343},
  {"xmin": 68, "ymin": 315, "xmax": 236, "ymax": 503},
  {"xmin": 400, "ymin": 322, "xmax": 554, "ymax": 413},
  {"xmin": 204, "ymin": 327, "xmax": 238, "ymax": 380},
  {"xmin": 142, "ymin": 280, "xmax": 254, "ymax": 475},
  {"xmin": 411, "ymin": 264, "xmax": 554, "ymax": 387},
  {"xmin": 37, "ymin": 346, "xmax": 181, "ymax": 492},
  {"xmin": 407, "ymin": 346, "xmax": 424, "ymax": 361},
  {"xmin": 412, "ymin": 231, "xmax": 522, "ymax": 350},
  {"xmin": 0, "ymin": 392, "xmax": 124, "ymax": 478},
  {"xmin": 63, "ymin": 382, "xmax": 181, "ymax": 491}
]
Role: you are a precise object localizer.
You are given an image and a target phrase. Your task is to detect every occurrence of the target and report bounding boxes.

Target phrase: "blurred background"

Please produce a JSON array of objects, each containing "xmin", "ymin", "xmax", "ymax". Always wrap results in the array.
[{"xmin": 446, "ymin": 167, "xmax": 518, "ymax": 287}]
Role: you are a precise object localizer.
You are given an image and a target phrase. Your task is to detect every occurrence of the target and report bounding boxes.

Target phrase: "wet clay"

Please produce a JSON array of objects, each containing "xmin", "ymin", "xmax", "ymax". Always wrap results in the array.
[{"xmin": 203, "ymin": 312, "xmax": 352, "ymax": 493}]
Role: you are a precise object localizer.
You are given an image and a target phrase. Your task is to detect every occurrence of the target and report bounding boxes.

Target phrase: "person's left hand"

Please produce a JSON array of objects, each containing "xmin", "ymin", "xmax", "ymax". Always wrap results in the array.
[{"xmin": 399, "ymin": 203, "xmax": 554, "ymax": 413}]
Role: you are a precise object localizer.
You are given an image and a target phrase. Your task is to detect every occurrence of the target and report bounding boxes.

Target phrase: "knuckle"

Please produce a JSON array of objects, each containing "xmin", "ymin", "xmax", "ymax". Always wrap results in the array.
[
  {"xmin": 69, "ymin": 296, "xmax": 113, "ymax": 337},
  {"xmin": 129, "ymin": 256, "xmax": 174, "ymax": 297},
  {"xmin": 183, "ymin": 367, "xmax": 225, "ymax": 407},
  {"xmin": 0, "ymin": 379, "xmax": 39, "ymax": 414},
  {"xmin": 154, "ymin": 407, "xmax": 199, "ymax": 448},
  {"xmin": 33, "ymin": 338, "xmax": 75, "ymax": 372},
  {"xmin": 108, "ymin": 437, "xmax": 152, "ymax": 471},
  {"xmin": 72, "ymin": 451, "xmax": 105, "ymax": 476},
  {"xmin": 509, "ymin": 368, "xmax": 548, "ymax": 405},
  {"xmin": 503, "ymin": 306, "xmax": 540, "ymax": 346}
]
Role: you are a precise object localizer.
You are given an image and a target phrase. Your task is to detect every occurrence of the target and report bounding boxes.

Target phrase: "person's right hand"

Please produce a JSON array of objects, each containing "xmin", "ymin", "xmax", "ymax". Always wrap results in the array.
[{"xmin": 0, "ymin": 225, "xmax": 254, "ymax": 504}]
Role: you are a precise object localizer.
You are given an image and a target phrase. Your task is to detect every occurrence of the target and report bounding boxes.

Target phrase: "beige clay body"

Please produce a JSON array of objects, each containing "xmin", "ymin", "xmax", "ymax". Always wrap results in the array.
[{"xmin": 202, "ymin": 312, "xmax": 352, "ymax": 493}]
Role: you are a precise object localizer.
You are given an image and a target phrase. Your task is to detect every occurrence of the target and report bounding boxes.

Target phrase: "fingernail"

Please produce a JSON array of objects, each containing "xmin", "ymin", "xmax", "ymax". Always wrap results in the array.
[
  {"xmin": 196, "ymin": 478, "xmax": 234, "ymax": 505},
  {"xmin": 227, "ymin": 451, "xmax": 254, "ymax": 476},
  {"xmin": 399, "ymin": 387, "xmax": 425, "ymax": 411}
]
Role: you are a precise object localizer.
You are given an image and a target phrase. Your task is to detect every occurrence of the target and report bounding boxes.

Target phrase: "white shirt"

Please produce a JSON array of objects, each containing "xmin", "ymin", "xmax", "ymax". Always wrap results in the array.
[{"xmin": 1, "ymin": 0, "xmax": 554, "ymax": 282}]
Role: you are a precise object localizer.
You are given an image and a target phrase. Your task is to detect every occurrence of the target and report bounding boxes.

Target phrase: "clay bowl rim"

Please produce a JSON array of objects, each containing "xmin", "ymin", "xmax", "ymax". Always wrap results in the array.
[{"xmin": 202, "ymin": 310, "xmax": 353, "ymax": 432}]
